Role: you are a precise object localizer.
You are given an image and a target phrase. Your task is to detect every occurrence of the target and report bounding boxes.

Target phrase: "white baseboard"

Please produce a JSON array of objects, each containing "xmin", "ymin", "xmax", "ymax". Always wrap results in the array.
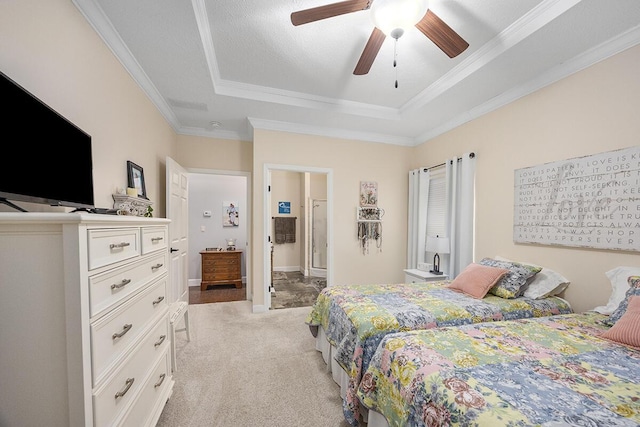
[
  {"xmin": 273, "ymin": 266, "xmax": 300, "ymax": 272},
  {"xmin": 252, "ymin": 304, "xmax": 269, "ymax": 313}
]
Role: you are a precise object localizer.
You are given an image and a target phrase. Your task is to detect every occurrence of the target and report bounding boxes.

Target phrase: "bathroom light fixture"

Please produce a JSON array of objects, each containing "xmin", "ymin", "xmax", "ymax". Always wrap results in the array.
[{"xmin": 425, "ymin": 235, "xmax": 449, "ymax": 275}]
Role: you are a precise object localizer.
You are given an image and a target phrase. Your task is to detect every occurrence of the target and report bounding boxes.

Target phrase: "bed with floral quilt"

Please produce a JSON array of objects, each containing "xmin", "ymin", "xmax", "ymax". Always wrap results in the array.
[
  {"xmin": 305, "ymin": 271, "xmax": 573, "ymax": 426},
  {"xmin": 358, "ymin": 311, "xmax": 640, "ymax": 427}
]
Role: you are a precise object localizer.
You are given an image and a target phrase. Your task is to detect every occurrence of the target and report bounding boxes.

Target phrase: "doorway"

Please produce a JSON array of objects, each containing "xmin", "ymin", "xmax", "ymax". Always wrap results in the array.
[
  {"xmin": 264, "ymin": 164, "xmax": 333, "ymax": 311},
  {"xmin": 183, "ymin": 170, "xmax": 251, "ymax": 304}
]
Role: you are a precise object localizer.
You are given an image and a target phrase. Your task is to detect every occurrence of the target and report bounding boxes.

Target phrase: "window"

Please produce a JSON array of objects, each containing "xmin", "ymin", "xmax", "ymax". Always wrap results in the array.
[{"xmin": 426, "ymin": 166, "xmax": 446, "ymax": 239}]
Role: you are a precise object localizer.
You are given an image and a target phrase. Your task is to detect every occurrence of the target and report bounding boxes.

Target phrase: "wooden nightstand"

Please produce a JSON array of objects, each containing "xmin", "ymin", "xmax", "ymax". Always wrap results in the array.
[
  {"xmin": 404, "ymin": 269, "xmax": 448, "ymax": 283},
  {"xmin": 200, "ymin": 250, "xmax": 242, "ymax": 290}
]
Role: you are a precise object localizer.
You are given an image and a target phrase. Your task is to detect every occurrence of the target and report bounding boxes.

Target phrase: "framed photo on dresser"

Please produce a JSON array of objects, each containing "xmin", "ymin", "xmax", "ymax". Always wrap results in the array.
[{"xmin": 127, "ymin": 160, "xmax": 147, "ymax": 199}]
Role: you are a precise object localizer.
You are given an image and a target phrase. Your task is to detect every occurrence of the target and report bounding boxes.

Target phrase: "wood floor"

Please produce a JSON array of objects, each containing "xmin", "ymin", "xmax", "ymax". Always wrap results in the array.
[
  {"xmin": 189, "ymin": 284, "xmax": 246, "ymax": 304},
  {"xmin": 188, "ymin": 272, "xmax": 326, "ymax": 307}
]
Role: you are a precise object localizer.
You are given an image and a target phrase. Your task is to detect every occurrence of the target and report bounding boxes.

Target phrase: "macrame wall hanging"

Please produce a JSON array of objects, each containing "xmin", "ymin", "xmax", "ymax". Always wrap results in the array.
[{"xmin": 357, "ymin": 180, "xmax": 384, "ymax": 254}]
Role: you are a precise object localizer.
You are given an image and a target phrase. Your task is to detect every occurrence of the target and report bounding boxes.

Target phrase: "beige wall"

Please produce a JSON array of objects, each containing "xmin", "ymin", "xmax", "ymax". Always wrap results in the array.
[
  {"xmin": 271, "ymin": 170, "xmax": 302, "ymax": 270},
  {"xmin": 175, "ymin": 135, "xmax": 253, "ymax": 172},
  {"xmin": 0, "ymin": 0, "xmax": 176, "ymax": 216},
  {"xmin": 252, "ymin": 130, "xmax": 412, "ymax": 310},
  {"xmin": 412, "ymin": 44, "xmax": 640, "ymax": 313}
]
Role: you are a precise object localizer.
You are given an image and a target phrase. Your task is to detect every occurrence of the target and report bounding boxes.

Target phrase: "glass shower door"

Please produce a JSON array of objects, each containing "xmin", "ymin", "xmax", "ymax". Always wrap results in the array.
[{"xmin": 312, "ymin": 199, "xmax": 327, "ymax": 270}]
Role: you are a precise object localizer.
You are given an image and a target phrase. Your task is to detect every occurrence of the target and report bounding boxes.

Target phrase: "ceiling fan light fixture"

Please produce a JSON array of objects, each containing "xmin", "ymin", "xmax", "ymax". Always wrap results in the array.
[{"xmin": 371, "ymin": 0, "xmax": 428, "ymax": 37}]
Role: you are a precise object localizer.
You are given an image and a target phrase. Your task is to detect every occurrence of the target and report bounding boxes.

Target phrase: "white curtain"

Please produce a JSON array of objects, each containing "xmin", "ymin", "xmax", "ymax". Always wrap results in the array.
[
  {"xmin": 407, "ymin": 153, "xmax": 475, "ymax": 279},
  {"xmin": 445, "ymin": 153, "xmax": 476, "ymax": 278},
  {"xmin": 407, "ymin": 168, "xmax": 430, "ymax": 268}
]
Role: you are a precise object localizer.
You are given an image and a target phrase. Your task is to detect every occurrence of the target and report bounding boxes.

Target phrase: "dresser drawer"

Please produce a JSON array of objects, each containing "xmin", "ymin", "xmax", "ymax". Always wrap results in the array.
[
  {"xmin": 120, "ymin": 351, "xmax": 172, "ymax": 427},
  {"xmin": 92, "ymin": 317, "xmax": 169, "ymax": 427},
  {"xmin": 209, "ymin": 256, "xmax": 239, "ymax": 266},
  {"xmin": 91, "ymin": 278, "xmax": 168, "ymax": 385},
  {"xmin": 88, "ymin": 228, "xmax": 141, "ymax": 270},
  {"xmin": 90, "ymin": 252, "xmax": 168, "ymax": 318},
  {"xmin": 203, "ymin": 264, "xmax": 235, "ymax": 275},
  {"xmin": 141, "ymin": 226, "xmax": 167, "ymax": 255}
]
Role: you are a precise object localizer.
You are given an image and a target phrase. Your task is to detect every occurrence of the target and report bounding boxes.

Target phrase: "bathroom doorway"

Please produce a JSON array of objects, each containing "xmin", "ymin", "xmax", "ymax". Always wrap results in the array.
[{"xmin": 263, "ymin": 164, "xmax": 333, "ymax": 311}]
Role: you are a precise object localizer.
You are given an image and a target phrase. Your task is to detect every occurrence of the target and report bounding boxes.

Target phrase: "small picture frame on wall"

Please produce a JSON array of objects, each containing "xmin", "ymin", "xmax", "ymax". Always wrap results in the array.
[
  {"xmin": 223, "ymin": 201, "xmax": 239, "ymax": 227},
  {"xmin": 360, "ymin": 181, "xmax": 378, "ymax": 207},
  {"xmin": 127, "ymin": 161, "xmax": 147, "ymax": 199}
]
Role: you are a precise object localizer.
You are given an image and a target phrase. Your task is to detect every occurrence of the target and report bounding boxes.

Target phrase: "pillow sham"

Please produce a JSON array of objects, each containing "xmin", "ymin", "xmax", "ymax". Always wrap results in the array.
[
  {"xmin": 600, "ymin": 295, "xmax": 640, "ymax": 348},
  {"xmin": 602, "ymin": 276, "xmax": 640, "ymax": 327},
  {"xmin": 447, "ymin": 263, "xmax": 509, "ymax": 299},
  {"xmin": 592, "ymin": 266, "xmax": 640, "ymax": 315},
  {"xmin": 479, "ymin": 257, "xmax": 542, "ymax": 299},
  {"xmin": 494, "ymin": 256, "xmax": 570, "ymax": 299}
]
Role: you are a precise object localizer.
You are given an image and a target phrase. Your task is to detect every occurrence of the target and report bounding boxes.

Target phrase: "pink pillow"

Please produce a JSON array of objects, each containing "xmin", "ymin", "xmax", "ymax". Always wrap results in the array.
[
  {"xmin": 447, "ymin": 263, "xmax": 510, "ymax": 299},
  {"xmin": 600, "ymin": 295, "xmax": 640, "ymax": 348}
]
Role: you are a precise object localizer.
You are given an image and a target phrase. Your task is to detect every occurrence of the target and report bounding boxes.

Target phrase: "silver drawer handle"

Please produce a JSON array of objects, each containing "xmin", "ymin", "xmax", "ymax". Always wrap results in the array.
[
  {"xmin": 154, "ymin": 335, "xmax": 167, "ymax": 347},
  {"xmin": 152, "ymin": 296, "xmax": 165, "ymax": 306},
  {"xmin": 109, "ymin": 242, "xmax": 131, "ymax": 250},
  {"xmin": 112, "ymin": 323, "xmax": 132, "ymax": 340},
  {"xmin": 151, "ymin": 263, "xmax": 164, "ymax": 270},
  {"xmin": 115, "ymin": 378, "xmax": 134, "ymax": 399},
  {"xmin": 154, "ymin": 373, "xmax": 166, "ymax": 388},
  {"xmin": 151, "ymin": 237, "xmax": 164, "ymax": 242},
  {"xmin": 111, "ymin": 279, "xmax": 132, "ymax": 290}
]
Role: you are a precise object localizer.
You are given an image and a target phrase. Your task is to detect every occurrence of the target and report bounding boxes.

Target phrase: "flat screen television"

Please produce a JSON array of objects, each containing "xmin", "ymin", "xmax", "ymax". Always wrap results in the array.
[{"xmin": 0, "ymin": 71, "xmax": 94, "ymax": 211}]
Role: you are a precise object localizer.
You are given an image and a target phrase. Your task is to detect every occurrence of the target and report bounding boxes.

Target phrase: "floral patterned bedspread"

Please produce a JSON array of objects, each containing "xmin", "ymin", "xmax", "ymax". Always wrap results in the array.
[
  {"xmin": 304, "ymin": 282, "xmax": 573, "ymax": 425},
  {"xmin": 358, "ymin": 312, "xmax": 640, "ymax": 427}
]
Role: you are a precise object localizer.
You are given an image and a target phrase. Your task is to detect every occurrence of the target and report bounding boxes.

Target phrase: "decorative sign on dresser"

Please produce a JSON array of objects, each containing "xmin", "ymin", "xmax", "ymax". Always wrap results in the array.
[
  {"xmin": 113, "ymin": 193, "xmax": 153, "ymax": 217},
  {"xmin": 200, "ymin": 249, "xmax": 243, "ymax": 290},
  {"xmin": 0, "ymin": 213, "xmax": 173, "ymax": 427},
  {"xmin": 513, "ymin": 146, "xmax": 639, "ymax": 252}
]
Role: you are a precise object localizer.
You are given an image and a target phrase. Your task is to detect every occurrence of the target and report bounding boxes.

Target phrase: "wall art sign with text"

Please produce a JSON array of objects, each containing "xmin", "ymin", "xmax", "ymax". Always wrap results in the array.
[{"xmin": 513, "ymin": 146, "xmax": 639, "ymax": 252}]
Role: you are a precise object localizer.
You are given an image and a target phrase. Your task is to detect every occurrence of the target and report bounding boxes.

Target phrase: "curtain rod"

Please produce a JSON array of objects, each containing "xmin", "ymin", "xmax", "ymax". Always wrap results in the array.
[
  {"xmin": 421, "ymin": 152, "xmax": 475, "ymax": 172},
  {"xmin": 272, "ymin": 216, "xmax": 297, "ymax": 219}
]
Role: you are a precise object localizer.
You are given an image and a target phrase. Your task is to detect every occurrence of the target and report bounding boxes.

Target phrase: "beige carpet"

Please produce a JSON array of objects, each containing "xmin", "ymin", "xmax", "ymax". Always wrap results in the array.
[{"xmin": 156, "ymin": 301, "xmax": 351, "ymax": 427}]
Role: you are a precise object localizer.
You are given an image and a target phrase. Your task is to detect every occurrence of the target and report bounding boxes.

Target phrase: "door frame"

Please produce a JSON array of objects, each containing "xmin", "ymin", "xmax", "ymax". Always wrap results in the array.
[
  {"xmin": 188, "ymin": 167, "xmax": 252, "ymax": 300},
  {"xmin": 263, "ymin": 164, "xmax": 333, "ymax": 310}
]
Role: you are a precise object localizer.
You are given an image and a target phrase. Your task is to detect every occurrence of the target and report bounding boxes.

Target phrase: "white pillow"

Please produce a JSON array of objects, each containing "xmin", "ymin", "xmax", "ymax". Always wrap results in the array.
[
  {"xmin": 494, "ymin": 256, "xmax": 570, "ymax": 299},
  {"xmin": 592, "ymin": 266, "xmax": 640, "ymax": 315}
]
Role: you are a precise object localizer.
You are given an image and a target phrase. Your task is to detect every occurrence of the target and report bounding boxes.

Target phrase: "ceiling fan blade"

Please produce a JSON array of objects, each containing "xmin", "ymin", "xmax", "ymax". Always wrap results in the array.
[
  {"xmin": 353, "ymin": 27, "xmax": 386, "ymax": 75},
  {"xmin": 291, "ymin": 0, "xmax": 372, "ymax": 26},
  {"xmin": 415, "ymin": 10, "xmax": 469, "ymax": 58}
]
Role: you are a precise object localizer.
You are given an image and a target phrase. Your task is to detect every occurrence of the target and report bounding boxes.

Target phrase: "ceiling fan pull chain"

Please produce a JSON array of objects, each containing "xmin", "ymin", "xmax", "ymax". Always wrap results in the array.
[{"xmin": 394, "ymin": 38, "xmax": 398, "ymax": 88}]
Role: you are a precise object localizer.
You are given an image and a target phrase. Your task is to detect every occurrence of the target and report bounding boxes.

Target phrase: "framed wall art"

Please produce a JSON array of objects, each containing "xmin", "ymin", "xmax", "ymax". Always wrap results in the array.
[
  {"xmin": 360, "ymin": 181, "xmax": 378, "ymax": 207},
  {"xmin": 127, "ymin": 160, "xmax": 147, "ymax": 199},
  {"xmin": 513, "ymin": 146, "xmax": 640, "ymax": 252},
  {"xmin": 223, "ymin": 201, "xmax": 239, "ymax": 227}
]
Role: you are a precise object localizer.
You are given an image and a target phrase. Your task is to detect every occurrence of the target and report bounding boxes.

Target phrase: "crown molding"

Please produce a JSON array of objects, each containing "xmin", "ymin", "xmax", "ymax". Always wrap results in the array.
[
  {"xmin": 248, "ymin": 118, "xmax": 415, "ymax": 146},
  {"xmin": 416, "ymin": 24, "xmax": 640, "ymax": 144}
]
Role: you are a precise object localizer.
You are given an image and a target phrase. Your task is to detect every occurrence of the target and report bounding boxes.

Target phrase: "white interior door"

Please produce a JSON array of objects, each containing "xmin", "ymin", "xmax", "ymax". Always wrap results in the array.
[{"xmin": 166, "ymin": 156, "xmax": 189, "ymax": 304}]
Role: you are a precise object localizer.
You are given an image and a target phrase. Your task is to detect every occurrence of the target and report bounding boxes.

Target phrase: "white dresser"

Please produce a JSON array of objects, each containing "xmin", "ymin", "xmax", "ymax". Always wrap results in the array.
[{"xmin": 0, "ymin": 213, "xmax": 173, "ymax": 427}]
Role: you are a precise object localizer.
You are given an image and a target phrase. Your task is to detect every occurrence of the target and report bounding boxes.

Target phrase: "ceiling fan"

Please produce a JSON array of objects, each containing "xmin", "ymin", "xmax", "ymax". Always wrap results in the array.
[{"xmin": 291, "ymin": 0, "xmax": 469, "ymax": 76}]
